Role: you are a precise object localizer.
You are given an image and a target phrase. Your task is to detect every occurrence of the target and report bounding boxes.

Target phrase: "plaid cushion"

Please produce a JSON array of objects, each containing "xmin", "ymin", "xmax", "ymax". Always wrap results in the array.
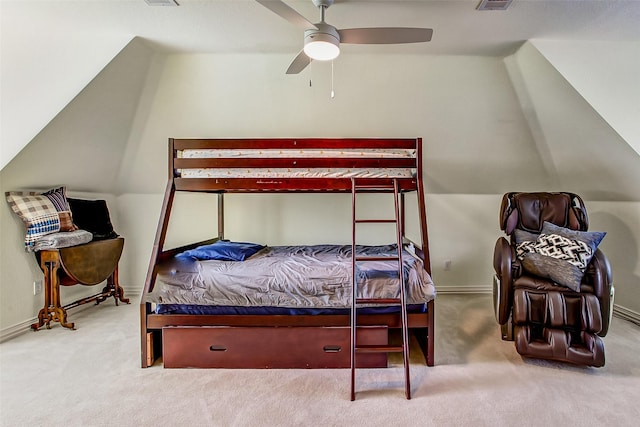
[{"xmin": 5, "ymin": 186, "xmax": 78, "ymax": 250}]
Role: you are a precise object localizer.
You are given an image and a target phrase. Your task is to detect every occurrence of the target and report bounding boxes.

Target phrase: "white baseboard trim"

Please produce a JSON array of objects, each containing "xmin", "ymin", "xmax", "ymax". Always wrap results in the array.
[
  {"xmin": 0, "ymin": 302, "xmax": 93, "ymax": 343},
  {"xmin": 0, "ymin": 286, "xmax": 141, "ymax": 343},
  {"xmin": 613, "ymin": 304, "xmax": 640, "ymax": 326},
  {"xmin": 127, "ymin": 286, "xmax": 143, "ymax": 300},
  {"xmin": 436, "ymin": 285, "xmax": 492, "ymax": 294},
  {"xmin": 0, "ymin": 318, "xmax": 37, "ymax": 343}
]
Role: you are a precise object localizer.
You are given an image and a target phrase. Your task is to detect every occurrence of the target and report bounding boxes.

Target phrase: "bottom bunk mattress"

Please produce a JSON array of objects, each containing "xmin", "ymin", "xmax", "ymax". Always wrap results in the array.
[{"xmin": 146, "ymin": 243, "xmax": 436, "ymax": 313}]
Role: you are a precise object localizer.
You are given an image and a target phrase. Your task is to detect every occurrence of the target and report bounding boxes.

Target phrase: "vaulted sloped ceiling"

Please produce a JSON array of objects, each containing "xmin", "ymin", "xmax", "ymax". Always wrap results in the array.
[
  {"xmin": 0, "ymin": 4, "xmax": 135, "ymax": 170},
  {"xmin": 531, "ymin": 40, "xmax": 640, "ymax": 157},
  {"xmin": 0, "ymin": 39, "xmax": 155, "ymax": 192},
  {"xmin": 505, "ymin": 42, "xmax": 640, "ymax": 201},
  {"xmin": 3, "ymin": 1, "xmax": 640, "ymax": 171}
]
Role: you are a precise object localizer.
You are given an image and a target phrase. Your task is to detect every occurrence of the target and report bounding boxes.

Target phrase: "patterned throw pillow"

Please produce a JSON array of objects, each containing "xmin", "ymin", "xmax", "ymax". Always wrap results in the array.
[
  {"xmin": 534, "ymin": 233, "xmax": 592, "ymax": 269},
  {"xmin": 5, "ymin": 186, "xmax": 78, "ymax": 250},
  {"xmin": 516, "ymin": 221, "xmax": 605, "ymax": 292}
]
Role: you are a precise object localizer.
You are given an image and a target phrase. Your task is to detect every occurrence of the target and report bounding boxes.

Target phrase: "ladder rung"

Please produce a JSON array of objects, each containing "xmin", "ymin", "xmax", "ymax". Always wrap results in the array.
[
  {"xmin": 355, "ymin": 256, "xmax": 399, "ymax": 262},
  {"xmin": 353, "ymin": 184, "xmax": 395, "ymax": 189},
  {"xmin": 355, "ymin": 345, "xmax": 404, "ymax": 353},
  {"xmin": 356, "ymin": 298, "xmax": 401, "ymax": 305},
  {"xmin": 355, "ymin": 219, "xmax": 396, "ymax": 224}
]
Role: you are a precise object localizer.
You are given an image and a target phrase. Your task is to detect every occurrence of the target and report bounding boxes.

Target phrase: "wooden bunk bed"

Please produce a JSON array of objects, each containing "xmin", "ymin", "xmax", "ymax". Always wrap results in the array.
[{"xmin": 140, "ymin": 138, "xmax": 435, "ymax": 369}]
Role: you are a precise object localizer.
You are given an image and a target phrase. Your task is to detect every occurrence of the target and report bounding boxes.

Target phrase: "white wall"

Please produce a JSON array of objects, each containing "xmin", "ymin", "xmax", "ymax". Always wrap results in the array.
[
  {"xmin": 588, "ymin": 201, "xmax": 640, "ymax": 317},
  {"xmin": 0, "ymin": 0, "xmax": 134, "ymax": 170},
  {"xmin": 531, "ymin": 40, "xmax": 640, "ymax": 157},
  {"xmin": 115, "ymin": 53, "xmax": 547, "ymax": 195},
  {"xmin": 112, "ymin": 53, "xmax": 540, "ymax": 302},
  {"xmin": 0, "ymin": 39, "xmax": 154, "ymax": 193},
  {"xmin": 2, "ymin": 46, "xmax": 639, "ymax": 335},
  {"xmin": 505, "ymin": 42, "xmax": 640, "ymax": 202}
]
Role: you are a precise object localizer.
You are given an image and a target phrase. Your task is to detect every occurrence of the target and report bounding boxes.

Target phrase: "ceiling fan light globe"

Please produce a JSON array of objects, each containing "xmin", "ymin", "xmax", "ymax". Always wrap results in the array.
[
  {"xmin": 304, "ymin": 32, "xmax": 340, "ymax": 61},
  {"xmin": 304, "ymin": 41, "xmax": 340, "ymax": 61}
]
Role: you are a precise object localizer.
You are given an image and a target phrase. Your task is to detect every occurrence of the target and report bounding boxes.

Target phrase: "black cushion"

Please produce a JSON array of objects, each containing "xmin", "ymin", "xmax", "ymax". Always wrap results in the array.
[{"xmin": 68, "ymin": 198, "xmax": 118, "ymax": 241}]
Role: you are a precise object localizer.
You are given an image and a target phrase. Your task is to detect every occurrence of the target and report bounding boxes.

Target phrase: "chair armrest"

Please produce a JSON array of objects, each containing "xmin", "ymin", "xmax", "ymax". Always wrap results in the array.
[
  {"xmin": 585, "ymin": 248, "xmax": 614, "ymax": 336},
  {"xmin": 493, "ymin": 237, "xmax": 516, "ymax": 324}
]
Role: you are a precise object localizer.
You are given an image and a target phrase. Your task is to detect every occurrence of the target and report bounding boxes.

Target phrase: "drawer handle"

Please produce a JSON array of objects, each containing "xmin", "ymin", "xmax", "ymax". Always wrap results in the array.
[
  {"xmin": 209, "ymin": 345, "xmax": 227, "ymax": 352},
  {"xmin": 323, "ymin": 345, "xmax": 341, "ymax": 353}
]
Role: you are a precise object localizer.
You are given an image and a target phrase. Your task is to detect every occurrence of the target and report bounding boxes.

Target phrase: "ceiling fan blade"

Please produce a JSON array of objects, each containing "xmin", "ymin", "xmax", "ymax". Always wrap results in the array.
[
  {"xmin": 256, "ymin": 0, "xmax": 317, "ymax": 30},
  {"xmin": 286, "ymin": 50, "xmax": 312, "ymax": 74},
  {"xmin": 338, "ymin": 28, "xmax": 433, "ymax": 44}
]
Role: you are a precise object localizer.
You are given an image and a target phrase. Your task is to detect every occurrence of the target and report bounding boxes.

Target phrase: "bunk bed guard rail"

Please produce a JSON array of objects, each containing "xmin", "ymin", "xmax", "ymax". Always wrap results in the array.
[{"xmin": 170, "ymin": 138, "xmax": 422, "ymax": 192}]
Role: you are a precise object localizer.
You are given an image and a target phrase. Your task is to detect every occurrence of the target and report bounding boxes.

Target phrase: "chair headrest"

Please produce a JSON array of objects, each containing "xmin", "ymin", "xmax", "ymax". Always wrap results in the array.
[{"xmin": 499, "ymin": 192, "xmax": 588, "ymax": 235}]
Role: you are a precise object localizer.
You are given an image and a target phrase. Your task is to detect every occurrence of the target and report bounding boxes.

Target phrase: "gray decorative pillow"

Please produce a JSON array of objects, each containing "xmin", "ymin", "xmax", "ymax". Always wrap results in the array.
[
  {"xmin": 513, "ymin": 229, "xmax": 538, "ymax": 244},
  {"xmin": 516, "ymin": 221, "xmax": 606, "ymax": 292}
]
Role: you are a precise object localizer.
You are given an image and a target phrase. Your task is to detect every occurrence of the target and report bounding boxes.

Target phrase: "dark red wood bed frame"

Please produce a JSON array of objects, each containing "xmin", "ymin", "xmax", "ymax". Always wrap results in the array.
[{"xmin": 140, "ymin": 138, "xmax": 434, "ymax": 368}]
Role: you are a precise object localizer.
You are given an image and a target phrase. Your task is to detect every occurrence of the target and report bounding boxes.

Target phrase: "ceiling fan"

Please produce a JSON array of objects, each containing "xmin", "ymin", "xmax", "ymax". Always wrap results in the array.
[{"xmin": 256, "ymin": 0, "xmax": 433, "ymax": 74}]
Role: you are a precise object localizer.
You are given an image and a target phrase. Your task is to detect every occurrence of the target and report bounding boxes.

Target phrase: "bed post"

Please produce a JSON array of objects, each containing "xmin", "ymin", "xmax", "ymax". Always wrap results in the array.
[
  {"xmin": 218, "ymin": 193, "xmax": 224, "ymax": 240},
  {"xmin": 415, "ymin": 138, "xmax": 431, "ymax": 275},
  {"xmin": 416, "ymin": 137, "xmax": 434, "ymax": 366},
  {"xmin": 400, "ymin": 193, "xmax": 406, "ymax": 239},
  {"xmin": 427, "ymin": 299, "xmax": 435, "ymax": 366},
  {"xmin": 140, "ymin": 138, "xmax": 177, "ymax": 368}
]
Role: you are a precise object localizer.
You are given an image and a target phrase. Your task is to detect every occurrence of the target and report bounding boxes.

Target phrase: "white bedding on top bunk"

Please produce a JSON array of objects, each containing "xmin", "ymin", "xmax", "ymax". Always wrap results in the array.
[
  {"xmin": 179, "ymin": 168, "xmax": 415, "ymax": 179},
  {"xmin": 177, "ymin": 148, "xmax": 416, "ymax": 179},
  {"xmin": 146, "ymin": 244, "xmax": 435, "ymax": 309}
]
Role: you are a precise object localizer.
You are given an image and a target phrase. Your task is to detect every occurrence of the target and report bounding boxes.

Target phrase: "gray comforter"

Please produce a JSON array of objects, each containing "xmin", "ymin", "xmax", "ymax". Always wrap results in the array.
[{"xmin": 147, "ymin": 244, "xmax": 436, "ymax": 309}]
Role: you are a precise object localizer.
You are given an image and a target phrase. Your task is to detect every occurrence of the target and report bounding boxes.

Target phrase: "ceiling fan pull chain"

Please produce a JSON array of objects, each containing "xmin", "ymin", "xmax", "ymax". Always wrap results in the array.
[{"xmin": 331, "ymin": 60, "xmax": 335, "ymax": 99}]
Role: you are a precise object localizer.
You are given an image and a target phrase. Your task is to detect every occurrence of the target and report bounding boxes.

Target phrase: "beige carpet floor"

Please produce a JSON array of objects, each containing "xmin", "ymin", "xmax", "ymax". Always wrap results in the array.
[{"xmin": 1, "ymin": 294, "xmax": 639, "ymax": 426}]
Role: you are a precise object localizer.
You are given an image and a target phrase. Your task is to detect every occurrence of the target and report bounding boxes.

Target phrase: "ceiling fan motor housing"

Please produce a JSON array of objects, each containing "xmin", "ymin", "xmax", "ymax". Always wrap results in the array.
[
  {"xmin": 304, "ymin": 22, "xmax": 340, "ymax": 60},
  {"xmin": 312, "ymin": 0, "xmax": 334, "ymax": 8},
  {"xmin": 305, "ymin": 22, "xmax": 340, "ymax": 44}
]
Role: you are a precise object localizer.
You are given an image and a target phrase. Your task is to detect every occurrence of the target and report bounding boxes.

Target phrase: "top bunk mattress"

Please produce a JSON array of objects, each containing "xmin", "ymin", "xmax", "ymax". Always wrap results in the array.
[
  {"xmin": 146, "ymin": 244, "xmax": 436, "ymax": 310},
  {"xmin": 177, "ymin": 148, "xmax": 416, "ymax": 179}
]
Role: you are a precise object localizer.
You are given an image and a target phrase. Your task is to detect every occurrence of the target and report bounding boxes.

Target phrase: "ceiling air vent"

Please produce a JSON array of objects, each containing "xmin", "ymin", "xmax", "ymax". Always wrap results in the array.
[
  {"xmin": 144, "ymin": 0, "xmax": 179, "ymax": 6},
  {"xmin": 477, "ymin": 0, "xmax": 513, "ymax": 11}
]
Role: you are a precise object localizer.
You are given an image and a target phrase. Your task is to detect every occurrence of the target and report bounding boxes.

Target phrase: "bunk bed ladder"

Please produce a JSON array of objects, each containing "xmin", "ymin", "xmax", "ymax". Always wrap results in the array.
[{"xmin": 350, "ymin": 178, "xmax": 411, "ymax": 400}]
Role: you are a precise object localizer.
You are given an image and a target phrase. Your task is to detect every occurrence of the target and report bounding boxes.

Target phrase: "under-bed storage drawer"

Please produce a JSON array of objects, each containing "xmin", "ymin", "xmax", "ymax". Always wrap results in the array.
[{"xmin": 162, "ymin": 326, "xmax": 388, "ymax": 368}]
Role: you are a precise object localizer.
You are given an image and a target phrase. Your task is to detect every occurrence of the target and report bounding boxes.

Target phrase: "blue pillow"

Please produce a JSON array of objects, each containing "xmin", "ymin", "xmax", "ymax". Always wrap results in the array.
[{"xmin": 178, "ymin": 240, "xmax": 265, "ymax": 261}]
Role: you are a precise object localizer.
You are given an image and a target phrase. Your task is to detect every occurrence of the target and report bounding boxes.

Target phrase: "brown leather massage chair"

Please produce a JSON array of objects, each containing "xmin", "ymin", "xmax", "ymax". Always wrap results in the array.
[{"xmin": 493, "ymin": 192, "xmax": 614, "ymax": 367}]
